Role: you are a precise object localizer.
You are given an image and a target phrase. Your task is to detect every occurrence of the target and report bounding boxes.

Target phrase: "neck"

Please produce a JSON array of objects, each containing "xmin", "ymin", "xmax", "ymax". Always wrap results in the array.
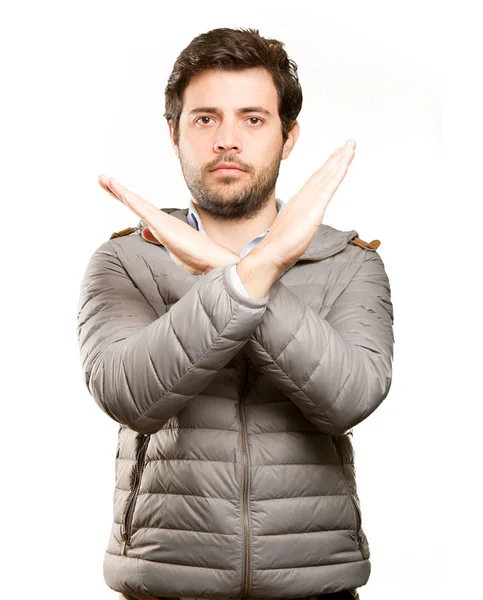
[{"xmin": 191, "ymin": 193, "xmax": 279, "ymax": 256}]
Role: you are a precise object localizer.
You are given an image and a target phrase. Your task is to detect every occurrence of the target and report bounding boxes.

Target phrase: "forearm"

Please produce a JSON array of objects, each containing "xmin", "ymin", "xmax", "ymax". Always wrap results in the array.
[
  {"xmin": 243, "ymin": 250, "xmax": 395, "ymax": 435},
  {"xmin": 78, "ymin": 243, "xmax": 270, "ymax": 434}
]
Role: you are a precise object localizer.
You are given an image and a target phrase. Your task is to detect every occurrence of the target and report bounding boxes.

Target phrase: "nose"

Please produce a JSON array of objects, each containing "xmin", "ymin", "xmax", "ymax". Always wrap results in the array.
[{"xmin": 213, "ymin": 120, "xmax": 242, "ymax": 153}]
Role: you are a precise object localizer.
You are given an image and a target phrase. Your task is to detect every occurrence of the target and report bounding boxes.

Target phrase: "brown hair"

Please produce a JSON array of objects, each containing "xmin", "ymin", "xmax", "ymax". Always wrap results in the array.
[{"xmin": 164, "ymin": 27, "xmax": 303, "ymax": 147}]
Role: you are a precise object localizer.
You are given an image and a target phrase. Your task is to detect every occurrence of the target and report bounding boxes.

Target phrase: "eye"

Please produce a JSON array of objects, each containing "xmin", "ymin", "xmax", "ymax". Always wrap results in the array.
[
  {"xmin": 194, "ymin": 116, "xmax": 264, "ymax": 126},
  {"xmin": 195, "ymin": 116, "xmax": 214, "ymax": 125}
]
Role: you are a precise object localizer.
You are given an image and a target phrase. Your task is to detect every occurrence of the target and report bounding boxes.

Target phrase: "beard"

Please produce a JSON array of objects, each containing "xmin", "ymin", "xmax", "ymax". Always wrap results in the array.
[{"xmin": 178, "ymin": 140, "xmax": 284, "ymax": 222}]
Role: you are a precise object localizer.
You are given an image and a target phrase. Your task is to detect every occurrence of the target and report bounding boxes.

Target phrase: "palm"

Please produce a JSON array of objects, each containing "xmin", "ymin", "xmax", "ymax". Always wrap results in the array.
[
  {"xmin": 254, "ymin": 141, "xmax": 356, "ymax": 272},
  {"xmin": 98, "ymin": 175, "xmax": 240, "ymax": 275}
]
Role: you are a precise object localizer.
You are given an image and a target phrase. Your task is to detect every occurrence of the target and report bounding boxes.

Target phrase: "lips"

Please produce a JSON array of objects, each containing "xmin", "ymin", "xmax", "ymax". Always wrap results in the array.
[{"xmin": 211, "ymin": 163, "xmax": 245, "ymax": 172}]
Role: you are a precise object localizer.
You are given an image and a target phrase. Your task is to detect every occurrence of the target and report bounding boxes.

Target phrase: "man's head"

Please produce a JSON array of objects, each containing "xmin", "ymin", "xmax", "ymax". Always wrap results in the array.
[{"xmin": 164, "ymin": 27, "xmax": 303, "ymax": 222}]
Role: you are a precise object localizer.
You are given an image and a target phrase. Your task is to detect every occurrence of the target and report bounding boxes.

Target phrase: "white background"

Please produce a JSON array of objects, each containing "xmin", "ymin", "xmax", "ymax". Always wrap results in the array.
[{"xmin": 0, "ymin": 1, "xmax": 480, "ymax": 599}]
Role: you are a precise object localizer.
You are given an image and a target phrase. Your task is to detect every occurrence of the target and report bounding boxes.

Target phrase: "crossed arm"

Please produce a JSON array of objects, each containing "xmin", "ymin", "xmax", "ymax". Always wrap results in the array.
[
  {"xmin": 78, "ymin": 238, "xmax": 394, "ymax": 436},
  {"xmin": 237, "ymin": 248, "xmax": 395, "ymax": 436}
]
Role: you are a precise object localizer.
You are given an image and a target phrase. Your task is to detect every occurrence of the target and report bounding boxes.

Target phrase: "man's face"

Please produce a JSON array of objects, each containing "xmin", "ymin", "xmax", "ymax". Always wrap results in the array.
[{"xmin": 170, "ymin": 67, "xmax": 293, "ymax": 222}]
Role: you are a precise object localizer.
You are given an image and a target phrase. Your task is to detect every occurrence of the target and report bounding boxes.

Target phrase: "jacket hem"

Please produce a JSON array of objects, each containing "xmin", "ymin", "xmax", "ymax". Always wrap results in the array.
[{"xmin": 104, "ymin": 550, "xmax": 370, "ymax": 599}]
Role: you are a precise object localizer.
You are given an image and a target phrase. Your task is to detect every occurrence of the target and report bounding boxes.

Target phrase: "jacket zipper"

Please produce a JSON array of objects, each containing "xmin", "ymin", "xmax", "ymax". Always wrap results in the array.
[
  {"xmin": 238, "ymin": 354, "xmax": 256, "ymax": 598},
  {"xmin": 120, "ymin": 433, "xmax": 151, "ymax": 555},
  {"xmin": 331, "ymin": 435, "xmax": 367, "ymax": 559}
]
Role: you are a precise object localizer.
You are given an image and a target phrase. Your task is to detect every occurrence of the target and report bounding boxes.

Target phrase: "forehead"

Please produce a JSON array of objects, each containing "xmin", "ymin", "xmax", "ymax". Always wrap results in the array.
[{"xmin": 181, "ymin": 67, "xmax": 278, "ymax": 114}]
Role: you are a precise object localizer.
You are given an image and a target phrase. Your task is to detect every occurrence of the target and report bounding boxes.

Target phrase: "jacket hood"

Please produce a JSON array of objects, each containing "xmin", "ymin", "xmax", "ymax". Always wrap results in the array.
[{"xmin": 134, "ymin": 207, "xmax": 360, "ymax": 262}]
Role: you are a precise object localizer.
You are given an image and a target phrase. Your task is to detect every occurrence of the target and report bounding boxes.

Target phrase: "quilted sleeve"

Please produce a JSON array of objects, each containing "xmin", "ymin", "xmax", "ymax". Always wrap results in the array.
[
  {"xmin": 245, "ymin": 249, "xmax": 395, "ymax": 435},
  {"xmin": 76, "ymin": 240, "xmax": 268, "ymax": 434}
]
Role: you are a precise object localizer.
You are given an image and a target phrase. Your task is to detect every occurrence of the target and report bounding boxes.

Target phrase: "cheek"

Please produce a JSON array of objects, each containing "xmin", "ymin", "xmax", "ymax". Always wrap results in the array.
[{"xmin": 185, "ymin": 141, "xmax": 210, "ymax": 167}]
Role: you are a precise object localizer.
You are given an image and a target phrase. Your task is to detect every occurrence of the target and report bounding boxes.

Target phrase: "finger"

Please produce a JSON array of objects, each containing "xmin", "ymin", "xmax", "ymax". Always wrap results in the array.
[
  {"xmin": 99, "ymin": 176, "xmax": 134, "ymax": 204},
  {"xmin": 98, "ymin": 174, "xmax": 121, "ymax": 201},
  {"xmin": 105, "ymin": 177, "xmax": 166, "ymax": 225},
  {"xmin": 100, "ymin": 175, "xmax": 171, "ymax": 237},
  {"xmin": 321, "ymin": 147, "xmax": 355, "ymax": 189},
  {"xmin": 302, "ymin": 143, "xmax": 355, "ymax": 195},
  {"xmin": 320, "ymin": 153, "xmax": 354, "ymax": 200},
  {"xmin": 313, "ymin": 144, "xmax": 356, "ymax": 208},
  {"xmin": 330, "ymin": 140, "xmax": 356, "ymax": 164},
  {"xmin": 308, "ymin": 141, "xmax": 355, "ymax": 185},
  {"xmin": 324, "ymin": 142, "xmax": 355, "ymax": 174}
]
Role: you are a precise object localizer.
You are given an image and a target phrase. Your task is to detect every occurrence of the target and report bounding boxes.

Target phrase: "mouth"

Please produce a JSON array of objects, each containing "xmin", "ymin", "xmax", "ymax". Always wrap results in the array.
[{"xmin": 212, "ymin": 167, "xmax": 246, "ymax": 174}]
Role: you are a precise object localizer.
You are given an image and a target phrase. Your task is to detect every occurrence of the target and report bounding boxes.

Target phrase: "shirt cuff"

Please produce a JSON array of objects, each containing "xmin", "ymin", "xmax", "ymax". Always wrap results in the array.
[{"xmin": 228, "ymin": 263, "xmax": 249, "ymax": 298}]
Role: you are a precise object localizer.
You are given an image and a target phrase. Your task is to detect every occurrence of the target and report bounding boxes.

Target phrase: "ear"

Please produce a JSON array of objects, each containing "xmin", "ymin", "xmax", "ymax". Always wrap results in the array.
[
  {"xmin": 281, "ymin": 120, "xmax": 300, "ymax": 160},
  {"xmin": 168, "ymin": 119, "xmax": 180, "ymax": 158}
]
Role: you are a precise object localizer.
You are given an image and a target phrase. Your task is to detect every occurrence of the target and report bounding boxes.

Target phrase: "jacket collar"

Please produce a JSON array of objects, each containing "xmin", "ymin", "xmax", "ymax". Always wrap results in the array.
[{"xmin": 135, "ymin": 207, "xmax": 359, "ymax": 262}]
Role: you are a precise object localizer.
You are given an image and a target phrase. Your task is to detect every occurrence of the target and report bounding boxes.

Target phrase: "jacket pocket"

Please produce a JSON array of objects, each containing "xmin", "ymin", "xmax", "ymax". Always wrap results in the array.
[
  {"xmin": 331, "ymin": 435, "xmax": 368, "ymax": 559},
  {"xmin": 120, "ymin": 433, "xmax": 151, "ymax": 555}
]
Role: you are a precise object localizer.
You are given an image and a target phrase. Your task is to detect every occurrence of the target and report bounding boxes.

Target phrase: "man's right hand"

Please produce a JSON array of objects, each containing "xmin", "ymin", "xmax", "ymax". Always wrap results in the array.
[{"xmin": 98, "ymin": 175, "xmax": 241, "ymax": 275}]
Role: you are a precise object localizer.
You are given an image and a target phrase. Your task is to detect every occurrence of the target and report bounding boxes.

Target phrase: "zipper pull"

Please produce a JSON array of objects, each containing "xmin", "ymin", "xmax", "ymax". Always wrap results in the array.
[
  {"xmin": 121, "ymin": 533, "xmax": 129, "ymax": 555},
  {"xmin": 357, "ymin": 534, "xmax": 369, "ymax": 559}
]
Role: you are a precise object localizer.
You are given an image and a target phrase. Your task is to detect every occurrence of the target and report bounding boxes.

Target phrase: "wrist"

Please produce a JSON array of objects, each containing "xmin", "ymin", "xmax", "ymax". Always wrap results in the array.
[{"xmin": 236, "ymin": 249, "xmax": 281, "ymax": 299}]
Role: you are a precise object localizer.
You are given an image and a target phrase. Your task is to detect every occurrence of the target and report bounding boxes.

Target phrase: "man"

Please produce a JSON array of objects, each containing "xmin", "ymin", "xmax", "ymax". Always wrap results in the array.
[{"xmin": 77, "ymin": 27, "xmax": 394, "ymax": 600}]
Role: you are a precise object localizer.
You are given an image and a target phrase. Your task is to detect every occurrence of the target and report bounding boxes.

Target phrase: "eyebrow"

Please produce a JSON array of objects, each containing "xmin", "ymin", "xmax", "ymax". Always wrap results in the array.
[{"xmin": 188, "ymin": 105, "xmax": 272, "ymax": 117}]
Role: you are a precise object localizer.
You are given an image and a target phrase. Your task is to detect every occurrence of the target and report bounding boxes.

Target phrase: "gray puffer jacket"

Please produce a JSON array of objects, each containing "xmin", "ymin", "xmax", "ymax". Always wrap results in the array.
[{"xmin": 76, "ymin": 207, "xmax": 395, "ymax": 599}]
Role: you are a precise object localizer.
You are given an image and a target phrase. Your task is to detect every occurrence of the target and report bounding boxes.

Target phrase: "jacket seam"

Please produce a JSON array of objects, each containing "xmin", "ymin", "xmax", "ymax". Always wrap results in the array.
[
  {"xmin": 325, "ymin": 367, "xmax": 355, "ymax": 416},
  {"xmin": 195, "ymin": 287, "xmax": 224, "ymax": 336},
  {"xmin": 272, "ymin": 304, "xmax": 308, "ymax": 363},
  {"xmin": 105, "ymin": 552, "xmax": 366, "ymax": 570},
  {"xmin": 105, "ymin": 551, "xmax": 237, "ymax": 570},
  {"xmin": 114, "ymin": 427, "xmax": 353, "ymax": 434},
  {"xmin": 168, "ymin": 306, "xmax": 191, "ymax": 360},
  {"xmin": 254, "ymin": 527, "xmax": 359, "ymax": 535},
  {"xmin": 111, "ymin": 524, "xmax": 357, "ymax": 533},
  {"xmin": 117, "ymin": 458, "xmax": 349, "ymax": 465},
  {"xmin": 136, "ymin": 556, "xmax": 144, "ymax": 595},
  {"xmin": 114, "ymin": 491, "xmax": 351, "ymax": 498},
  {"xmin": 300, "ymin": 328, "xmax": 334, "ymax": 390},
  {"xmin": 254, "ymin": 557, "xmax": 368, "ymax": 570},
  {"xmin": 146, "ymin": 334, "xmax": 165, "ymax": 390},
  {"xmin": 110, "ymin": 241, "xmax": 160, "ymax": 312},
  {"xmin": 120, "ymin": 353, "xmax": 136, "ymax": 408}
]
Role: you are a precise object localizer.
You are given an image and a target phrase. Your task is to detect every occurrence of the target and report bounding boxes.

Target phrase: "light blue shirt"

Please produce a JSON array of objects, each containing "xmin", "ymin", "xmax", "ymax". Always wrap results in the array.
[{"xmin": 187, "ymin": 197, "xmax": 286, "ymax": 297}]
